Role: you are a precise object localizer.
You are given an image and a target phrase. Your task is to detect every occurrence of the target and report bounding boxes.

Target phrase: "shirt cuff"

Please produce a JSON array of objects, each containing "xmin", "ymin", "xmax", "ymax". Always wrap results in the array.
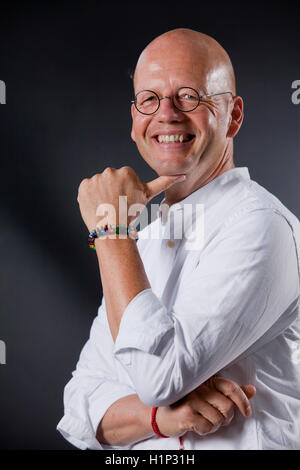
[
  {"xmin": 113, "ymin": 288, "xmax": 174, "ymax": 356},
  {"xmin": 57, "ymin": 382, "xmax": 136, "ymax": 450},
  {"xmin": 57, "ymin": 412, "xmax": 102, "ymax": 450}
]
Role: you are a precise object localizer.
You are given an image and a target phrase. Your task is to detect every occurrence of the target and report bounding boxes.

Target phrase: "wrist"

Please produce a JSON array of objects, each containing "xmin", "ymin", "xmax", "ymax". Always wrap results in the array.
[
  {"xmin": 152, "ymin": 406, "xmax": 169, "ymax": 438},
  {"xmin": 88, "ymin": 223, "xmax": 138, "ymax": 250},
  {"xmin": 138, "ymin": 404, "xmax": 157, "ymax": 439}
]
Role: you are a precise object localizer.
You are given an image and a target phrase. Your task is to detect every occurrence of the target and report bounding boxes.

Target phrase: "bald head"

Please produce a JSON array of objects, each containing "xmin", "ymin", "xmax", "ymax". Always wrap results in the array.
[{"xmin": 133, "ymin": 28, "xmax": 236, "ymax": 95}]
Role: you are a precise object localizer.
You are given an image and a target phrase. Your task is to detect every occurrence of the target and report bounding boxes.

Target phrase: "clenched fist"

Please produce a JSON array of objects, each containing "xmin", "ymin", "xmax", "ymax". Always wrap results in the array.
[{"xmin": 77, "ymin": 166, "xmax": 186, "ymax": 232}]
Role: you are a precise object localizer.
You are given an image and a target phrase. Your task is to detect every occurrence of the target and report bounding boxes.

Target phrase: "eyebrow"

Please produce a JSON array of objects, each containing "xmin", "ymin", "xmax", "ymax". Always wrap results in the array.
[{"xmin": 134, "ymin": 85, "xmax": 206, "ymax": 96}]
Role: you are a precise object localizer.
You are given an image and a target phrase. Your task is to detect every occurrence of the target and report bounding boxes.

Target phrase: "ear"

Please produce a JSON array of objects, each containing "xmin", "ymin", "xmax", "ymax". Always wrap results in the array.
[
  {"xmin": 131, "ymin": 103, "xmax": 136, "ymax": 143},
  {"xmin": 226, "ymin": 96, "xmax": 244, "ymax": 138}
]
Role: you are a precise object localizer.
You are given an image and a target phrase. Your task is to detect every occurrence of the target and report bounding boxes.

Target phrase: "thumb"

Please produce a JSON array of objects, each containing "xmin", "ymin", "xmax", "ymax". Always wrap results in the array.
[
  {"xmin": 241, "ymin": 384, "xmax": 256, "ymax": 399},
  {"xmin": 145, "ymin": 174, "xmax": 186, "ymax": 200}
]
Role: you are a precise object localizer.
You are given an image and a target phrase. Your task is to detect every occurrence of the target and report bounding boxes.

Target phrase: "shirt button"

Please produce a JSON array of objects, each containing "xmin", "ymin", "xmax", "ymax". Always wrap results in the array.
[{"xmin": 167, "ymin": 240, "xmax": 175, "ymax": 248}]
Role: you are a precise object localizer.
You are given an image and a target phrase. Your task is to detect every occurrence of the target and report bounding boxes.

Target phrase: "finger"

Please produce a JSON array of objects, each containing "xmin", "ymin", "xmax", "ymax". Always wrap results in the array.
[
  {"xmin": 222, "ymin": 408, "xmax": 235, "ymax": 426},
  {"xmin": 191, "ymin": 413, "xmax": 216, "ymax": 436},
  {"xmin": 191, "ymin": 399, "xmax": 226, "ymax": 429},
  {"xmin": 194, "ymin": 388, "xmax": 235, "ymax": 424},
  {"xmin": 144, "ymin": 174, "xmax": 186, "ymax": 200},
  {"xmin": 213, "ymin": 377, "xmax": 253, "ymax": 417},
  {"xmin": 241, "ymin": 384, "xmax": 256, "ymax": 400}
]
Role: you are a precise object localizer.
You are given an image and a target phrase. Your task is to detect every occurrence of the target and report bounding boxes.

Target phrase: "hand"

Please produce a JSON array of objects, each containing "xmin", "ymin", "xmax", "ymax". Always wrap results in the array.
[
  {"xmin": 77, "ymin": 166, "xmax": 186, "ymax": 232},
  {"xmin": 155, "ymin": 377, "xmax": 256, "ymax": 438}
]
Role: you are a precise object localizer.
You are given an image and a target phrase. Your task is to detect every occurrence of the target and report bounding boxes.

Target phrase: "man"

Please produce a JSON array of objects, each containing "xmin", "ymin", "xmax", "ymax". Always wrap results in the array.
[{"xmin": 57, "ymin": 29, "xmax": 300, "ymax": 449}]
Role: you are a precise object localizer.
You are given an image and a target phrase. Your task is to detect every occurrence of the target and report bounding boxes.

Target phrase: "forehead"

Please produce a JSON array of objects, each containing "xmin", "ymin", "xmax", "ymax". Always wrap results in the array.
[{"xmin": 134, "ymin": 53, "xmax": 209, "ymax": 94}]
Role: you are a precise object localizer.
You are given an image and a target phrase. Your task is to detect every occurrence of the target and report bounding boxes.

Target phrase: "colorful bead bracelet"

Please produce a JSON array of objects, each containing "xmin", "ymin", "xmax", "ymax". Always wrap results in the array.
[{"xmin": 88, "ymin": 224, "xmax": 139, "ymax": 250}]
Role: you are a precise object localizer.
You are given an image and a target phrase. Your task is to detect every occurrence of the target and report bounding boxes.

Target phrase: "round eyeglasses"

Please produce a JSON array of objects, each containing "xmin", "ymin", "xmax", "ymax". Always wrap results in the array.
[{"xmin": 131, "ymin": 87, "xmax": 233, "ymax": 115}]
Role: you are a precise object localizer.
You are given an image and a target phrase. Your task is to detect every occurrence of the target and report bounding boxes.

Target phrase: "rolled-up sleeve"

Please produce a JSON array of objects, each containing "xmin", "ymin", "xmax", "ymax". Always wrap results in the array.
[
  {"xmin": 113, "ymin": 208, "xmax": 300, "ymax": 407},
  {"xmin": 57, "ymin": 304, "xmax": 136, "ymax": 450}
]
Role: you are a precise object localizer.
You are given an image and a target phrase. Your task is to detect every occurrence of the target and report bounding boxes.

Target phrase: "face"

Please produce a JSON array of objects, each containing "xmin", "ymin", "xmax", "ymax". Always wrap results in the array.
[{"xmin": 131, "ymin": 47, "xmax": 237, "ymax": 180}]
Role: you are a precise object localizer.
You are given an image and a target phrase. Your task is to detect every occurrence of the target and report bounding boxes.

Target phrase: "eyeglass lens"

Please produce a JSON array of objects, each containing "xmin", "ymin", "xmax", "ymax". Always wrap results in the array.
[{"xmin": 135, "ymin": 88, "xmax": 200, "ymax": 114}]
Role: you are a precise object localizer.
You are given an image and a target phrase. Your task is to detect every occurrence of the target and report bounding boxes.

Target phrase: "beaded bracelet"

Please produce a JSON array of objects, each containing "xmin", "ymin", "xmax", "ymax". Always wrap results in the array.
[{"xmin": 88, "ymin": 223, "xmax": 138, "ymax": 250}]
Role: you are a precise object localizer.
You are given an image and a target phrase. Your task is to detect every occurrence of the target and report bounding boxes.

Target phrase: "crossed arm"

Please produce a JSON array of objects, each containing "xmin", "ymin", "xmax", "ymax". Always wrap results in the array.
[
  {"xmin": 57, "ymin": 301, "xmax": 255, "ymax": 449},
  {"xmin": 96, "ymin": 377, "xmax": 256, "ymax": 447},
  {"xmin": 94, "ymin": 237, "xmax": 256, "ymax": 446},
  {"xmin": 92, "ymin": 226, "xmax": 259, "ymax": 447}
]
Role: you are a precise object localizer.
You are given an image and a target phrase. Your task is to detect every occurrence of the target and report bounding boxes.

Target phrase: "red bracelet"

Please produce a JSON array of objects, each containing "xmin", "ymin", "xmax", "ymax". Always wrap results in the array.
[
  {"xmin": 151, "ymin": 407, "xmax": 184, "ymax": 450},
  {"xmin": 151, "ymin": 406, "xmax": 169, "ymax": 438}
]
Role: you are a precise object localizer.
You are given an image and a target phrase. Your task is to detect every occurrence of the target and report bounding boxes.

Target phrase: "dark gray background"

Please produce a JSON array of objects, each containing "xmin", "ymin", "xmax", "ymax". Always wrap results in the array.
[{"xmin": 0, "ymin": 0, "xmax": 299, "ymax": 450}]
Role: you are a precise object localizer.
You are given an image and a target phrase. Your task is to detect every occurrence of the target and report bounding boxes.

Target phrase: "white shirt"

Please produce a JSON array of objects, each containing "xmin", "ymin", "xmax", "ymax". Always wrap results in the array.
[{"xmin": 57, "ymin": 167, "xmax": 300, "ymax": 450}]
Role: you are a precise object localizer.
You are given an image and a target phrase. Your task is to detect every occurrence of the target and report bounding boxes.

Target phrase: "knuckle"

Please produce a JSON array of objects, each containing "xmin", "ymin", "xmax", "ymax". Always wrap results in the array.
[
  {"xmin": 178, "ymin": 418, "xmax": 190, "ymax": 434},
  {"xmin": 179, "ymin": 406, "xmax": 196, "ymax": 431},
  {"xmin": 181, "ymin": 404, "xmax": 194, "ymax": 421},
  {"xmin": 231, "ymin": 382, "xmax": 240, "ymax": 394},
  {"xmin": 78, "ymin": 178, "xmax": 89, "ymax": 191},
  {"xmin": 222, "ymin": 402, "xmax": 235, "ymax": 417},
  {"xmin": 120, "ymin": 165, "xmax": 133, "ymax": 173},
  {"xmin": 207, "ymin": 407, "xmax": 226, "ymax": 428},
  {"xmin": 103, "ymin": 167, "xmax": 114, "ymax": 175},
  {"xmin": 225, "ymin": 380, "xmax": 239, "ymax": 395}
]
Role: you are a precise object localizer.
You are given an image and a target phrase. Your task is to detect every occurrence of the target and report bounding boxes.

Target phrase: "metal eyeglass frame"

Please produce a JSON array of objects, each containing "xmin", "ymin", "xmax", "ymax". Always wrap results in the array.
[{"xmin": 131, "ymin": 87, "xmax": 233, "ymax": 115}]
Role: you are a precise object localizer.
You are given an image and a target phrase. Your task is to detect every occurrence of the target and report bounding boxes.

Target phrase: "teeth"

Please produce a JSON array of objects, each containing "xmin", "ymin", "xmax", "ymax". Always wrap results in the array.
[{"xmin": 157, "ymin": 134, "xmax": 191, "ymax": 143}]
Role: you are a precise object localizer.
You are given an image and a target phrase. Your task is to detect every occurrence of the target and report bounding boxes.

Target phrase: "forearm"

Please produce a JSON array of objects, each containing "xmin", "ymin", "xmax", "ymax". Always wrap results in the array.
[
  {"xmin": 96, "ymin": 393, "xmax": 155, "ymax": 447},
  {"xmin": 78, "ymin": 168, "xmax": 185, "ymax": 343},
  {"xmin": 95, "ymin": 379, "xmax": 256, "ymax": 448},
  {"xmin": 95, "ymin": 236, "xmax": 150, "ymax": 341}
]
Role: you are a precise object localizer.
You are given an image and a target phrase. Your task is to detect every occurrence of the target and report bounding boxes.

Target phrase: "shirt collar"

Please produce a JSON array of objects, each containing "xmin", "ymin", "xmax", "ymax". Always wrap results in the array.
[{"xmin": 158, "ymin": 167, "xmax": 250, "ymax": 226}]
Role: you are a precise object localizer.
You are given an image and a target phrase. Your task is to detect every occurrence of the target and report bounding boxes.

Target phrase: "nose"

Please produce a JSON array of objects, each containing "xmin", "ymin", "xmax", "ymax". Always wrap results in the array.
[{"xmin": 156, "ymin": 96, "xmax": 185, "ymax": 122}]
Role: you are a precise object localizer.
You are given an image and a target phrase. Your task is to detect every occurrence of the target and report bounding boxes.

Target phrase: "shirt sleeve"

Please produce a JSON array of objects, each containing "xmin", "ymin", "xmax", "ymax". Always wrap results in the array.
[
  {"xmin": 113, "ymin": 207, "xmax": 300, "ymax": 407},
  {"xmin": 56, "ymin": 302, "xmax": 136, "ymax": 450}
]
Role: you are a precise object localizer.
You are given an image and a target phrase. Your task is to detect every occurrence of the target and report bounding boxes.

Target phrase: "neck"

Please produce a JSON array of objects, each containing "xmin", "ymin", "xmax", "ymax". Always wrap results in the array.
[{"xmin": 164, "ymin": 146, "xmax": 235, "ymax": 207}]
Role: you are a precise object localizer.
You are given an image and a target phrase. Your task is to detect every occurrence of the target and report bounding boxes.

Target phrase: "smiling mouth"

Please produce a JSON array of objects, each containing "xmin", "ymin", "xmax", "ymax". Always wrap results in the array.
[{"xmin": 154, "ymin": 133, "xmax": 195, "ymax": 143}]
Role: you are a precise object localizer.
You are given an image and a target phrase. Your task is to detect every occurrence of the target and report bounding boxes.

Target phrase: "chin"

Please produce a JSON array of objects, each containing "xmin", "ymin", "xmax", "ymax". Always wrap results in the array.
[{"xmin": 153, "ymin": 150, "xmax": 194, "ymax": 169}]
